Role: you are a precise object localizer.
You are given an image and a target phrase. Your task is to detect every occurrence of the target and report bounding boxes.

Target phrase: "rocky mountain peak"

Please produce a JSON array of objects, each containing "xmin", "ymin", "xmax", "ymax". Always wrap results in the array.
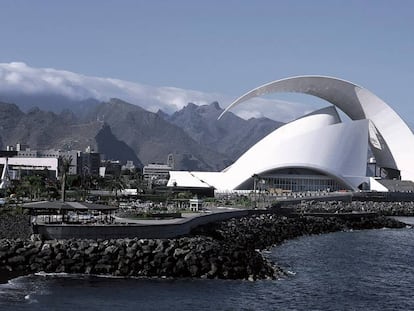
[
  {"xmin": 167, "ymin": 102, "xmax": 283, "ymax": 160},
  {"xmin": 210, "ymin": 101, "xmax": 221, "ymax": 110}
]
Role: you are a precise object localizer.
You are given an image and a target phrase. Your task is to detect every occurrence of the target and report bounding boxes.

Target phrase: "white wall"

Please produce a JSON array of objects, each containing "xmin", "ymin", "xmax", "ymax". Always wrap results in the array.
[{"xmin": 0, "ymin": 157, "xmax": 59, "ymax": 178}]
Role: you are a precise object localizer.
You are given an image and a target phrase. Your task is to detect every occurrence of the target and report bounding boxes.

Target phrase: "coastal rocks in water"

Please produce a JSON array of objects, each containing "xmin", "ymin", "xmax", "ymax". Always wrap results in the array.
[
  {"xmin": 290, "ymin": 200, "xmax": 414, "ymax": 216},
  {"xmin": 0, "ymin": 200, "xmax": 409, "ymax": 281},
  {"xmin": 0, "ymin": 236, "xmax": 278, "ymax": 280},
  {"xmin": 192, "ymin": 213, "xmax": 406, "ymax": 251}
]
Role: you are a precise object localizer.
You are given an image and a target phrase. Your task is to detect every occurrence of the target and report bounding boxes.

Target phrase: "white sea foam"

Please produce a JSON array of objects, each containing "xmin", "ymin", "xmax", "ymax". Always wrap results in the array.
[
  {"xmin": 35, "ymin": 271, "xmax": 69, "ymax": 277},
  {"xmin": 6, "ymin": 275, "xmax": 30, "ymax": 287},
  {"xmin": 35, "ymin": 271, "xmax": 126, "ymax": 280},
  {"xmin": 24, "ymin": 294, "xmax": 38, "ymax": 304}
]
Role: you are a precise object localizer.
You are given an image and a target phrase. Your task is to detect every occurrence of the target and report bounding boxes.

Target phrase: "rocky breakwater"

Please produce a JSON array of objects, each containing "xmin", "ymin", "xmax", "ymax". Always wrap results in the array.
[
  {"xmin": 193, "ymin": 213, "xmax": 407, "ymax": 252},
  {"xmin": 290, "ymin": 200, "xmax": 414, "ymax": 216},
  {"xmin": 0, "ymin": 235, "xmax": 276, "ymax": 281}
]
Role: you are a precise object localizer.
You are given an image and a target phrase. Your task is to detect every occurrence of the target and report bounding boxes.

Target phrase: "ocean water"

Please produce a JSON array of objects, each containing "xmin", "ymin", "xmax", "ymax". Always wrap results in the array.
[{"xmin": 1, "ymin": 226, "xmax": 413, "ymax": 311}]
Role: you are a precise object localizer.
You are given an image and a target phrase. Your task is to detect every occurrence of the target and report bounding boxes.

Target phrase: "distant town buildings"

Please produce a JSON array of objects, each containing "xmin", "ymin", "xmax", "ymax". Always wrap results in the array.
[
  {"xmin": 100, "ymin": 160, "xmax": 122, "ymax": 177},
  {"xmin": 1, "ymin": 143, "xmax": 180, "ymax": 194},
  {"xmin": 143, "ymin": 154, "xmax": 175, "ymax": 187},
  {"xmin": 143, "ymin": 163, "xmax": 172, "ymax": 186},
  {"xmin": 121, "ymin": 160, "xmax": 136, "ymax": 172},
  {"xmin": 0, "ymin": 144, "xmax": 101, "ymax": 181},
  {"xmin": 0, "ymin": 152, "xmax": 59, "ymax": 179},
  {"xmin": 78, "ymin": 149, "xmax": 101, "ymax": 176}
]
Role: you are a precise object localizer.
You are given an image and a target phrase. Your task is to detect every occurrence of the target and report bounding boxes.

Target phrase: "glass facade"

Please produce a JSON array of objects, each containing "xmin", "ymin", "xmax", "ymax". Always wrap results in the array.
[{"xmin": 261, "ymin": 174, "xmax": 346, "ymax": 192}]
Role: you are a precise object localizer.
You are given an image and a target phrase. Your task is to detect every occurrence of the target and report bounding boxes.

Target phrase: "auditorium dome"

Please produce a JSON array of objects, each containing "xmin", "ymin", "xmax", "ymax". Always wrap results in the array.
[{"xmin": 168, "ymin": 76, "xmax": 414, "ymax": 193}]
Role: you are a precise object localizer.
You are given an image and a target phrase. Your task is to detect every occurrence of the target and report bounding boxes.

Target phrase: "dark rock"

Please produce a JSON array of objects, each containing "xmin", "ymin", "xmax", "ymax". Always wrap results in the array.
[
  {"xmin": 104, "ymin": 245, "xmax": 118, "ymax": 255},
  {"xmin": 8, "ymin": 255, "xmax": 25, "ymax": 265},
  {"xmin": 173, "ymin": 248, "xmax": 190, "ymax": 258}
]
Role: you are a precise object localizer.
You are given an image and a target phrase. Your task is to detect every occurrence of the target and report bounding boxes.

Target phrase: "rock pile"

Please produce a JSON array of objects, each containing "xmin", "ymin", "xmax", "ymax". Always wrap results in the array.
[
  {"xmin": 193, "ymin": 214, "xmax": 406, "ymax": 251},
  {"xmin": 290, "ymin": 200, "xmax": 414, "ymax": 216},
  {"xmin": 0, "ymin": 236, "xmax": 278, "ymax": 280}
]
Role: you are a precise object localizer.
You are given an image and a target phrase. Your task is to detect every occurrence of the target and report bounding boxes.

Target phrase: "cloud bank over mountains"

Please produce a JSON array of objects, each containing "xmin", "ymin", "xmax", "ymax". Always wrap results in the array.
[{"xmin": 0, "ymin": 62, "xmax": 310, "ymax": 121}]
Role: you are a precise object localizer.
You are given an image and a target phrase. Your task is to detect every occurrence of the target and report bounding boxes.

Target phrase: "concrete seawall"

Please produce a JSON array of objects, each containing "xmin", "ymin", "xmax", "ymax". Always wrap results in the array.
[
  {"xmin": 30, "ymin": 199, "xmax": 414, "ymax": 240},
  {"xmin": 34, "ymin": 209, "xmax": 250, "ymax": 240}
]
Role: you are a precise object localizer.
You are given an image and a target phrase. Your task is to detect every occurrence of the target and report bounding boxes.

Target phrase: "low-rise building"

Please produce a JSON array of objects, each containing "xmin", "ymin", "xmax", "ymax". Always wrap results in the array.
[
  {"xmin": 100, "ymin": 160, "xmax": 122, "ymax": 177},
  {"xmin": 79, "ymin": 149, "xmax": 101, "ymax": 176},
  {"xmin": 0, "ymin": 156, "xmax": 59, "ymax": 179},
  {"xmin": 143, "ymin": 163, "xmax": 172, "ymax": 186},
  {"xmin": 121, "ymin": 160, "xmax": 136, "ymax": 172},
  {"xmin": 0, "ymin": 144, "xmax": 101, "ymax": 180},
  {"xmin": 189, "ymin": 197, "xmax": 203, "ymax": 212}
]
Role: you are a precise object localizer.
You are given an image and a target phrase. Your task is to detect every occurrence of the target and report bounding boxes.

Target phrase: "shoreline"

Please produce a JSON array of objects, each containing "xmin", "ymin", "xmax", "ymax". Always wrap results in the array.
[
  {"xmin": 0, "ymin": 215, "xmax": 409, "ymax": 283},
  {"xmin": 0, "ymin": 200, "xmax": 413, "ymax": 282},
  {"xmin": 0, "ymin": 220, "xmax": 410, "ymax": 285},
  {"xmin": 0, "ymin": 268, "xmax": 27, "ymax": 285}
]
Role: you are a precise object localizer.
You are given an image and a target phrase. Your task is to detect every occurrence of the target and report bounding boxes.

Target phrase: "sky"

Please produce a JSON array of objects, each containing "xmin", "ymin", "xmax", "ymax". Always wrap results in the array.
[{"xmin": 0, "ymin": 0, "xmax": 414, "ymax": 123}]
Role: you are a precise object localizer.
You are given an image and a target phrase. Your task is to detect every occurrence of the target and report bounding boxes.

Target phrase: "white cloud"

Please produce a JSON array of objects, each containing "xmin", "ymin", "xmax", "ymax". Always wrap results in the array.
[
  {"xmin": 0, "ymin": 62, "xmax": 310, "ymax": 122},
  {"xmin": 229, "ymin": 97, "xmax": 314, "ymax": 122}
]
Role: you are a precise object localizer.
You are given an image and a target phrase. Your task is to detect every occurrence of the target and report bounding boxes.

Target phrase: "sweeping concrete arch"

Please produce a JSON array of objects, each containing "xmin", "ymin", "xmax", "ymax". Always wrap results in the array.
[{"xmin": 219, "ymin": 76, "xmax": 414, "ymax": 181}]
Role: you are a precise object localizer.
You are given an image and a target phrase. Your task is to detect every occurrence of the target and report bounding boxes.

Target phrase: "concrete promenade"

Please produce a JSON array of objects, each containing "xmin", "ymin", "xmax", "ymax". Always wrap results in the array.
[
  {"xmin": 34, "ymin": 207, "xmax": 250, "ymax": 240},
  {"xmin": 113, "ymin": 207, "xmax": 242, "ymax": 225}
]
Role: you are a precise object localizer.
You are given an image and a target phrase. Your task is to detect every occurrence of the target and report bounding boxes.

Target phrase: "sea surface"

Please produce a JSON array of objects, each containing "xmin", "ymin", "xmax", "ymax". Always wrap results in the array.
[{"xmin": 1, "ymin": 223, "xmax": 413, "ymax": 310}]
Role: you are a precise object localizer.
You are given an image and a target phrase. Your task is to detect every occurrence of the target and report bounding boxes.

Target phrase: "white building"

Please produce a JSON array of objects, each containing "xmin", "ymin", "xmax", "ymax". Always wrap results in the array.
[
  {"xmin": 189, "ymin": 198, "xmax": 203, "ymax": 211},
  {"xmin": 143, "ymin": 163, "xmax": 172, "ymax": 186},
  {"xmin": 0, "ymin": 146, "xmax": 100, "ymax": 179},
  {"xmin": 0, "ymin": 157, "xmax": 59, "ymax": 179},
  {"xmin": 168, "ymin": 76, "xmax": 414, "ymax": 193}
]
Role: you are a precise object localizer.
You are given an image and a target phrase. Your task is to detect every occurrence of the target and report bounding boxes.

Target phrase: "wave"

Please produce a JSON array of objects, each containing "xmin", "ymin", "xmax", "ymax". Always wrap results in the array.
[
  {"xmin": 0, "ymin": 274, "xmax": 49, "ymax": 304},
  {"xmin": 35, "ymin": 271, "xmax": 70, "ymax": 278},
  {"xmin": 35, "ymin": 271, "xmax": 126, "ymax": 280},
  {"xmin": 24, "ymin": 293, "xmax": 38, "ymax": 304}
]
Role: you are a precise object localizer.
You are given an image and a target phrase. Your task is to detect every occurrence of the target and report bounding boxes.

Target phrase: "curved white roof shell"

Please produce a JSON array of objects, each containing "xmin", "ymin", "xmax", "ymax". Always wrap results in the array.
[
  {"xmin": 168, "ymin": 106, "xmax": 369, "ymax": 191},
  {"xmin": 219, "ymin": 76, "xmax": 414, "ymax": 181}
]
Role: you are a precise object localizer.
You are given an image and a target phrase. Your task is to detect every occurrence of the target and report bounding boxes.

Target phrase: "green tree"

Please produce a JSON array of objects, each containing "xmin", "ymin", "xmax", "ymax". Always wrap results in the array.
[
  {"xmin": 107, "ymin": 175, "xmax": 126, "ymax": 202},
  {"xmin": 18, "ymin": 175, "xmax": 45, "ymax": 201}
]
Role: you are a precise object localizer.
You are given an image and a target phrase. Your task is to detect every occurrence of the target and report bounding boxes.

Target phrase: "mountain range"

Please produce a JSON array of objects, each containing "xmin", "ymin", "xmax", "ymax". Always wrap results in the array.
[
  {"xmin": 163, "ymin": 102, "xmax": 283, "ymax": 161},
  {"xmin": 0, "ymin": 62, "xmax": 290, "ymax": 171},
  {"xmin": 0, "ymin": 98, "xmax": 283, "ymax": 171}
]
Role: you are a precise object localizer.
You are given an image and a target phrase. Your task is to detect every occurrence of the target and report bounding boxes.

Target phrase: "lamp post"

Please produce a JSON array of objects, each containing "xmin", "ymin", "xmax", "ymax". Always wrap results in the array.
[{"xmin": 252, "ymin": 174, "xmax": 258, "ymax": 208}]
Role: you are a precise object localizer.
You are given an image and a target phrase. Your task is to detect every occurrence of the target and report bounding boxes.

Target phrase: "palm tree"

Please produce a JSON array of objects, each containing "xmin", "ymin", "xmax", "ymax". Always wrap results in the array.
[
  {"xmin": 29, "ymin": 175, "xmax": 44, "ymax": 201},
  {"xmin": 17, "ymin": 175, "xmax": 44, "ymax": 201},
  {"xmin": 108, "ymin": 175, "xmax": 126, "ymax": 203},
  {"xmin": 59, "ymin": 155, "xmax": 73, "ymax": 202}
]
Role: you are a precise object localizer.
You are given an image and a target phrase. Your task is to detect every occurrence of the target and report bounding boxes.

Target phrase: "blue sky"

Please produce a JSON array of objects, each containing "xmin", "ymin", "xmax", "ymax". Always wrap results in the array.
[{"xmin": 1, "ymin": 0, "xmax": 414, "ymax": 122}]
